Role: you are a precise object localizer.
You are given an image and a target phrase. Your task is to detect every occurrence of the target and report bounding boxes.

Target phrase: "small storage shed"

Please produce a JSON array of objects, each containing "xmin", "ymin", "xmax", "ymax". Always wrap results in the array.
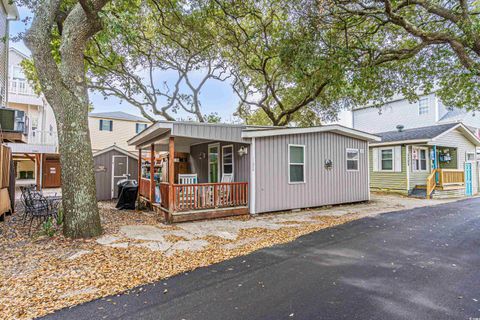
[{"xmin": 93, "ymin": 145, "xmax": 138, "ymax": 201}]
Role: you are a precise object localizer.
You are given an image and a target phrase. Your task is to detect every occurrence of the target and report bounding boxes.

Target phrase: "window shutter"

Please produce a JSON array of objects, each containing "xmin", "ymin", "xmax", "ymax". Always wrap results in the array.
[
  {"xmin": 394, "ymin": 146, "xmax": 402, "ymax": 172},
  {"xmin": 99, "ymin": 120, "xmax": 103, "ymax": 130},
  {"xmin": 109, "ymin": 121, "xmax": 113, "ymax": 131},
  {"xmin": 372, "ymin": 148, "xmax": 379, "ymax": 172}
]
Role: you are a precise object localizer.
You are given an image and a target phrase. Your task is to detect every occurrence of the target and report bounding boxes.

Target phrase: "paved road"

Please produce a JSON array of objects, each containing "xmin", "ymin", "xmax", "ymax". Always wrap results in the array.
[{"xmin": 43, "ymin": 198, "xmax": 480, "ymax": 320}]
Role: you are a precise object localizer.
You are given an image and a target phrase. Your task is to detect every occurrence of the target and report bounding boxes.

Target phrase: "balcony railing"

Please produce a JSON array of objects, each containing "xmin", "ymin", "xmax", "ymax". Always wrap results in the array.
[
  {"xmin": 9, "ymin": 79, "xmax": 36, "ymax": 96},
  {"xmin": 27, "ymin": 130, "xmax": 58, "ymax": 146}
]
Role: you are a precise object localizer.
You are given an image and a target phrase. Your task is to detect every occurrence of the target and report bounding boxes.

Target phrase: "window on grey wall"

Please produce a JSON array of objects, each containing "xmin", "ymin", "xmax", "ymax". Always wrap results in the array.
[
  {"xmin": 136, "ymin": 123, "xmax": 147, "ymax": 133},
  {"xmin": 289, "ymin": 145, "xmax": 305, "ymax": 183},
  {"xmin": 346, "ymin": 148, "xmax": 359, "ymax": 171},
  {"xmin": 418, "ymin": 97, "xmax": 429, "ymax": 115},
  {"xmin": 222, "ymin": 145, "xmax": 234, "ymax": 175},
  {"xmin": 99, "ymin": 119, "xmax": 113, "ymax": 131}
]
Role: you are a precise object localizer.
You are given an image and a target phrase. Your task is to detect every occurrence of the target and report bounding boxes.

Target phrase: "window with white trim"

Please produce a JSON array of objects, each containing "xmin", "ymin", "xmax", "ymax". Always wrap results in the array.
[
  {"xmin": 412, "ymin": 147, "xmax": 428, "ymax": 171},
  {"xmin": 222, "ymin": 145, "xmax": 234, "ymax": 175},
  {"xmin": 466, "ymin": 152, "xmax": 475, "ymax": 162},
  {"xmin": 418, "ymin": 97, "xmax": 429, "ymax": 115},
  {"xmin": 346, "ymin": 148, "xmax": 359, "ymax": 171},
  {"xmin": 380, "ymin": 148, "xmax": 394, "ymax": 171},
  {"xmin": 289, "ymin": 145, "xmax": 305, "ymax": 183}
]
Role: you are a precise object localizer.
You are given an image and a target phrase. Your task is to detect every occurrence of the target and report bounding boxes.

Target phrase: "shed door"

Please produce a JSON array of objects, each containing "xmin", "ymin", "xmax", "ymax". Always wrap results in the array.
[
  {"xmin": 112, "ymin": 155, "xmax": 128, "ymax": 198},
  {"xmin": 43, "ymin": 160, "xmax": 61, "ymax": 188}
]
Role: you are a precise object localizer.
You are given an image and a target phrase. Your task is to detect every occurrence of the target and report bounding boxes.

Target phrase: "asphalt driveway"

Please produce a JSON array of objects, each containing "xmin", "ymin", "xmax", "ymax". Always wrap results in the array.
[{"xmin": 42, "ymin": 198, "xmax": 480, "ymax": 320}]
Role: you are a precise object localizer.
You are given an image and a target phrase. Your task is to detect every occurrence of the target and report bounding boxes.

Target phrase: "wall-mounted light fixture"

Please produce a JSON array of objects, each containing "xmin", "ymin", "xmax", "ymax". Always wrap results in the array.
[
  {"xmin": 324, "ymin": 159, "xmax": 333, "ymax": 169},
  {"xmin": 238, "ymin": 146, "xmax": 248, "ymax": 157}
]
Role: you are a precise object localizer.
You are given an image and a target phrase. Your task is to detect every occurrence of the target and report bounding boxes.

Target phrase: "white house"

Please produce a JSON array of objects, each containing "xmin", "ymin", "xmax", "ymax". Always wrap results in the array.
[{"xmin": 352, "ymin": 93, "xmax": 480, "ymax": 135}]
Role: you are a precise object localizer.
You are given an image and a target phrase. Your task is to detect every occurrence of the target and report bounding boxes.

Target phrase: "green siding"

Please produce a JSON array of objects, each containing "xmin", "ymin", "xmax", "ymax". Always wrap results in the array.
[{"xmin": 370, "ymin": 145, "xmax": 408, "ymax": 194}]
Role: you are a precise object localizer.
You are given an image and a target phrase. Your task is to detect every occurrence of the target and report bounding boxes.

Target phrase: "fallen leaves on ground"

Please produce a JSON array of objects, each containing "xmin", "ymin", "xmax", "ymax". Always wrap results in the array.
[{"xmin": 0, "ymin": 194, "xmax": 450, "ymax": 319}]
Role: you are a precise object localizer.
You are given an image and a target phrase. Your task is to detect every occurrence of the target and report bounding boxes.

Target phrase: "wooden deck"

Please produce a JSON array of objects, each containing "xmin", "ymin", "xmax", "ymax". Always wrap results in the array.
[
  {"xmin": 426, "ymin": 169, "xmax": 465, "ymax": 199},
  {"xmin": 139, "ymin": 179, "xmax": 249, "ymax": 223}
]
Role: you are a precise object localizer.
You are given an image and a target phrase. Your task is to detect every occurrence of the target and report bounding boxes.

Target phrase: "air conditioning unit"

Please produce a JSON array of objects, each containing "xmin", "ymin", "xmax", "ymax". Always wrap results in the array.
[{"xmin": 0, "ymin": 108, "xmax": 27, "ymax": 133}]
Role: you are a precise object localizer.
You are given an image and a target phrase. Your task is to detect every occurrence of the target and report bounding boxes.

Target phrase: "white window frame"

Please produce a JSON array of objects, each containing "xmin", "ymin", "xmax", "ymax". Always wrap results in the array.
[
  {"xmin": 466, "ymin": 152, "xmax": 475, "ymax": 162},
  {"xmin": 288, "ymin": 144, "xmax": 306, "ymax": 184},
  {"xmin": 346, "ymin": 148, "xmax": 359, "ymax": 172},
  {"xmin": 412, "ymin": 146, "xmax": 429, "ymax": 172},
  {"xmin": 379, "ymin": 147, "xmax": 394, "ymax": 172},
  {"xmin": 418, "ymin": 97, "xmax": 429, "ymax": 115},
  {"xmin": 208, "ymin": 143, "xmax": 220, "ymax": 183},
  {"xmin": 221, "ymin": 144, "xmax": 234, "ymax": 177}
]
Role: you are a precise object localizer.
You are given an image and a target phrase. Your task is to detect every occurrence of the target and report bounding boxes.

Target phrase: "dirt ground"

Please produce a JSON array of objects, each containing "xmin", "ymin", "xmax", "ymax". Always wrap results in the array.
[{"xmin": 0, "ymin": 193, "xmax": 457, "ymax": 319}]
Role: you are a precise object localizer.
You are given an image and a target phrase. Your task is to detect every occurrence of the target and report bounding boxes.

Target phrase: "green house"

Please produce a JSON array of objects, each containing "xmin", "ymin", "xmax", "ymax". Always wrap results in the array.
[{"xmin": 369, "ymin": 123, "xmax": 480, "ymax": 198}]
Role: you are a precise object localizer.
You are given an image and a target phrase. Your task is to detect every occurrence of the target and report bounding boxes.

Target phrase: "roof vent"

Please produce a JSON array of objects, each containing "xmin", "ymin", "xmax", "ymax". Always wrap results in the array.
[{"xmin": 396, "ymin": 125, "xmax": 404, "ymax": 132}]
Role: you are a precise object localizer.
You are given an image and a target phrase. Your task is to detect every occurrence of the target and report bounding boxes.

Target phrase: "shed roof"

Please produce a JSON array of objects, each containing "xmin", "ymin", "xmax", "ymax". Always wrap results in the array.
[
  {"xmin": 128, "ymin": 120, "xmax": 380, "ymax": 149},
  {"xmin": 88, "ymin": 111, "xmax": 149, "ymax": 123},
  {"xmin": 371, "ymin": 123, "xmax": 480, "ymax": 146},
  {"xmin": 93, "ymin": 145, "xmax": 138, "ymax": 159}
]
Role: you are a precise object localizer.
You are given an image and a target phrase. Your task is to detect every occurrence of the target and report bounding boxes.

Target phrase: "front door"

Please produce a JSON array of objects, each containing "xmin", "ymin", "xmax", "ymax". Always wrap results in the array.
[
  {"xmin": 208, "ymin": 143, "xmax": 220, "ymax": 183},
  {"xmin": 112, "ymin": 155, "xmax": 128, "ymax": 198},
  {"xmin": 43, "ymin": 159, "xmax": 61, "ymax": 188},
  {"xmin": 465, "ymin": 162, "xmax": 473, "ymax": 196}
]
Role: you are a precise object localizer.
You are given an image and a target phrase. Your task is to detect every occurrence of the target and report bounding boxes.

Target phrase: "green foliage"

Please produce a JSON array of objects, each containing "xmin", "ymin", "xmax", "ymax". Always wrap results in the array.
[
  {"xmin": 21, "ymin": 59, "xmax": 42, "ymax": 95},
  {"xmin": 42, "ymin": 217, "xmax": 56, "ymax": 237},
  {"xmin": 56, "ymin": 208, "xmax": 64, "ymax": 226}
]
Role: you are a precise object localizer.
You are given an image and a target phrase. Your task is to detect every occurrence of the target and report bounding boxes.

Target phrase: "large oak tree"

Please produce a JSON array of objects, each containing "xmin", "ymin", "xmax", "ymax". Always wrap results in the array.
[{"xmin": 24, "ymin": 0, "xmax": 108, "ymax": 238}]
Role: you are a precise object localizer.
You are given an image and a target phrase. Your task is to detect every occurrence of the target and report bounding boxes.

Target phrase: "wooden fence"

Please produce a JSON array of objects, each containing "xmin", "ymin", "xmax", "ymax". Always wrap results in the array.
[
  {"xmin": 0, "ymin": 144, "xmax": 11, "ymax": 189},
  {"xmin": 0, "ymin": 144, "xmax": 12, "ymax": 216}
]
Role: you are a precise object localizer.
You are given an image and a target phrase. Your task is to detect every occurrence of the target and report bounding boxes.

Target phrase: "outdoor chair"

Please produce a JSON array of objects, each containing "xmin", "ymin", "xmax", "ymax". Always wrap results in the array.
[{"xmin": 20, "ymin": 186, "xmax": 58, "ymax": 235}]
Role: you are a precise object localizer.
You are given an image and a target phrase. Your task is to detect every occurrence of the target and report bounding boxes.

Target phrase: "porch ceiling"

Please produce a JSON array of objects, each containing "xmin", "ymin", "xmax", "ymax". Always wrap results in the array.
[{"xmin": 152, "ymin": 136, "xmax": 213, "ymax": 153}]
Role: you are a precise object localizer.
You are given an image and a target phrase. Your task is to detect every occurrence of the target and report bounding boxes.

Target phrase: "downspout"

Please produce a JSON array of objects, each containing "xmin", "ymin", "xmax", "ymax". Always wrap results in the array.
[{"xmin": 249, "ymin": 137, "xmax": 256, "ymax": 215}]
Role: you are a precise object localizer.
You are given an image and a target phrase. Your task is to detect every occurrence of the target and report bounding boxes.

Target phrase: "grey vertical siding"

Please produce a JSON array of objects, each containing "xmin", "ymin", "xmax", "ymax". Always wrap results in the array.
[
  {"xmin": 189, "ymin": 142, "xmax": 250, "ymax": 183},
  {"xmin": 93, "ymin": 150, "xmax": 138, "ymax": 201},
  {"xmin": 254, "ymin": 132, "xmax": 370, "ymax": 213},
  {"xmin": 173, "ymin": 123, "xmax": 246, "ymax": 143}
]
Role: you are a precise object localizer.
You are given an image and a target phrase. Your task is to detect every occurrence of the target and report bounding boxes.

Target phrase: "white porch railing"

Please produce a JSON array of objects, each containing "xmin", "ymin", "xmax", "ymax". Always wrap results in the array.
[
  {"xmin": 27, "ymin": 129, "xmax": 58, "ymax": 146},
  {"xmin": 9, "ymin": 79, "xmax": 36, "ymax": 96}
]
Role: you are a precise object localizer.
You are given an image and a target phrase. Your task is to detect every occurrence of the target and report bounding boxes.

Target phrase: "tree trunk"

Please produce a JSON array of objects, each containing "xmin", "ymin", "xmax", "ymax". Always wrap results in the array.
[{"xmin": 57, "ymin": 97, "xmax": 102, "ymax": 238}]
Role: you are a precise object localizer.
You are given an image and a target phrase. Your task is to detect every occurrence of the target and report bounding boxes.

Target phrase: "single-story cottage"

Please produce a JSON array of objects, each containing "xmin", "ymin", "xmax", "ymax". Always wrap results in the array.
[
  {"xmin": 369, "ymin": 123, "xmax": 480, "ymax": 198},
  {"xmin": 93, "ymin": 145, "xmax": 138, "ymax": 201},
  {"xmin": 128, "ymin": 121, "xmax": 380, "ymax": 223}
]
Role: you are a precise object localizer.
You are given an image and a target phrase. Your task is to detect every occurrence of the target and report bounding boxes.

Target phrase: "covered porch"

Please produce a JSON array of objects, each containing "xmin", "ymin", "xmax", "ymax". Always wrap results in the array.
[
  {"xmin": 131, "ymin": 123, "xmax": 250, "ymax": 223},
  {"xmin": 411, "ymin": 144, "xmax": 471, "ymax": 198}
]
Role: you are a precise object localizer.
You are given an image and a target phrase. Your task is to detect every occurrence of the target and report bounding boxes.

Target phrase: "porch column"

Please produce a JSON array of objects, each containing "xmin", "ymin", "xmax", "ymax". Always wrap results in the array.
[
  {"xmin": 168, "ymin": 137, "xmax": 175, "ymax": 217},
  {"xmin": 35, "ymin": 154, "xmax": 41, "ymax": 188},
  {"xmin": 149, "ymin": 144, "xmax": 155, "ymax": 203},
  {"xmin": 137, "ymin": 148, "xmax": 141, "ymax": 201}
]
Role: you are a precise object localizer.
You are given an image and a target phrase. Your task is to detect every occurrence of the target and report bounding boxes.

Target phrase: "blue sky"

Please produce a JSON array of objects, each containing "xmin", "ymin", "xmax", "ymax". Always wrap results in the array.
[{"xmin": 9, "ymin": 6, "xmax": 352, "ymax": 126}]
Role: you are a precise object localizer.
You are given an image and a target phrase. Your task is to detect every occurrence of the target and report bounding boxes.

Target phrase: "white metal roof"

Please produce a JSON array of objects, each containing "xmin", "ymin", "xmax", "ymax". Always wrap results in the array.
[{"xmin": 241, "ymin": 124, "xmax": 381, "ymax": 142}]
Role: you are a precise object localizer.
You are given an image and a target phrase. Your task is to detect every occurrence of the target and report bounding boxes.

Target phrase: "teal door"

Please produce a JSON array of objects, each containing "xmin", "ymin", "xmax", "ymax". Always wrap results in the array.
[{"xmin": 465, "ymin": 162, "xmax": 473, "ymax": 196}]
